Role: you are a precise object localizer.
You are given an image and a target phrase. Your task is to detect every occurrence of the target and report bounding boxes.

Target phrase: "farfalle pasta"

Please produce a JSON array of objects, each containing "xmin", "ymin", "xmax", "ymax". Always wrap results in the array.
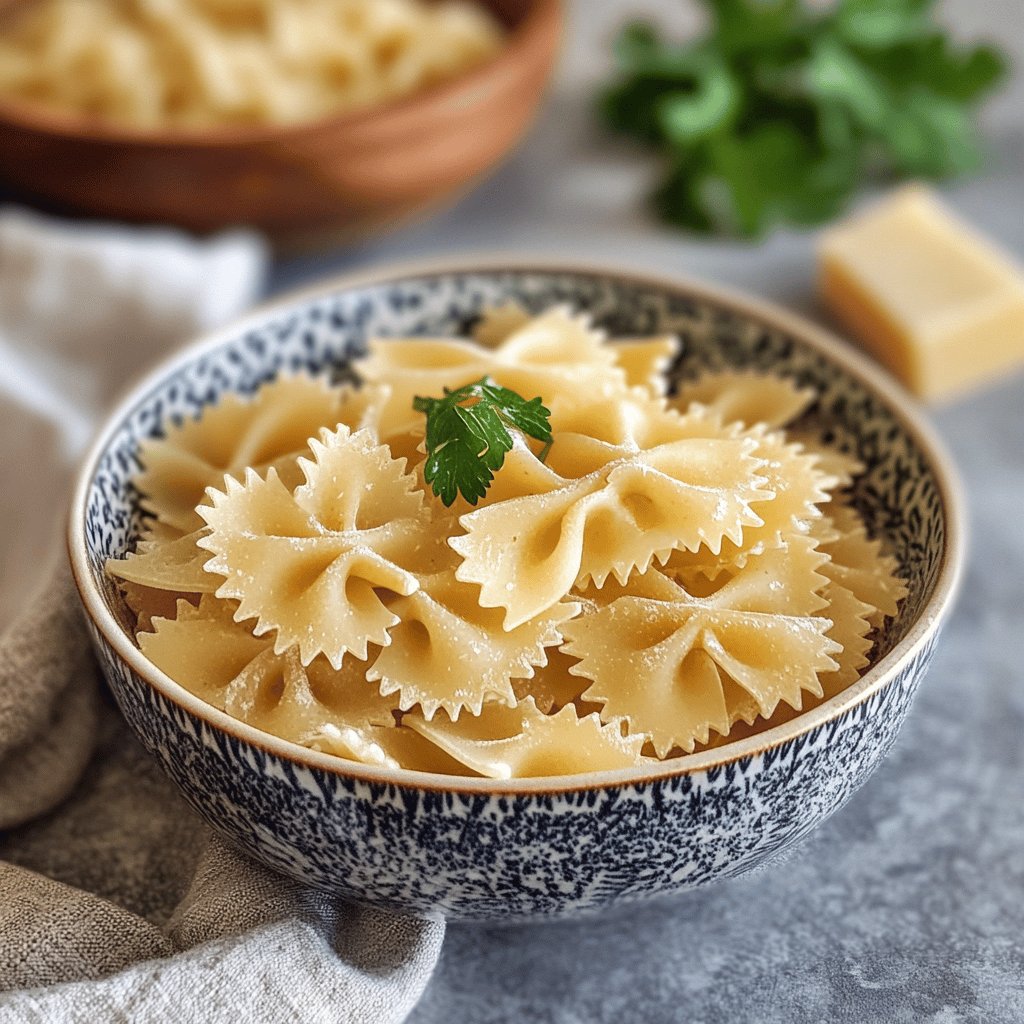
[
  {"xmin": 107, "ymin": 305, "xmax": 907, "ymax": 777},
  {"xmin": 198, "ymin": 427, "xmax": 427, "ymax": 666},
  {"xmin": 570, "ymin": 538, "xmax": 841, "ymax": 753},
  {"xmin": 450, "ymin": 432, "xmax": 771, "ymax": 628},
  {"xmin": 369, "ymin": 567, "xmax": 579, "ymax": 718},
  {"xmin": 140, "ymin": 596, "xmax": 400, "ymax": 764},
  {"xmin": 403, "ymin": 698, "xmax": 648, "ymax": 779},
  {"xmin": 136, "ymin": 374, "xmax": 355, "ymax": 534},
  {"xmin": 672, "ymin": 367, "xmax": 816, "ymax": 430}
]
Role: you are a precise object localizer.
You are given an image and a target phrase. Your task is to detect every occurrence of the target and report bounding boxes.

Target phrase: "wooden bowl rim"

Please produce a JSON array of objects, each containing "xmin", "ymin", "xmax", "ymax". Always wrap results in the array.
[
  {"xmin": 68, "ymin": 257, "xmax": 966, "ymax": 796},
  {"xmin": 0, "ymin": 0, "xmax": 561, "ymax": 147}
]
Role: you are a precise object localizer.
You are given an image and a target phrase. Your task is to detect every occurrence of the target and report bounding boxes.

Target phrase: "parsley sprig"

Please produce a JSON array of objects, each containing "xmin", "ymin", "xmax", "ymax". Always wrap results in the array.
[
  {"xmin": 599, "ymin": 0, "xmax": 1008, "ymax": 237},
  {"xmin": 413, "ymin": 378, "xmax": 553, "ymax": 506}
]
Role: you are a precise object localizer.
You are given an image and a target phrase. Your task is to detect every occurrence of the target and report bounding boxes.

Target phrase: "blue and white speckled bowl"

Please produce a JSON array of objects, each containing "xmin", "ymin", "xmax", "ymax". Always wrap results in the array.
[{"xmin": 68, "ymin": 261, "xmax": 964, "ymax": 921}]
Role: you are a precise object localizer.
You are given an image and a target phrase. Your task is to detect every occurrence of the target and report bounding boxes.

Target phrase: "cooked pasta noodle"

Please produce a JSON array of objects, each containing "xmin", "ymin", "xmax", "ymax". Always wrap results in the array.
[
  {"xmin": 671, "ymin": 368, "xmax": 816, "ymax": 430},
  {"xmin": 107, "ymin": 305, "xmax": 908, "ymax": 777},
  {"xmin": 403, "ymin": 698, "xmax": 649, "ymax": 779},
  {"xmin": 197, "ymin": 426, "xmax": 428, "ymax": 666}
]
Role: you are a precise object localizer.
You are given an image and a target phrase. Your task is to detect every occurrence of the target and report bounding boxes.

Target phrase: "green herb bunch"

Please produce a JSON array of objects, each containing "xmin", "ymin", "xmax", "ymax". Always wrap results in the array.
[{"xmin": 599, "ymin": 0, "xmax": 1008, "ymax": 237}]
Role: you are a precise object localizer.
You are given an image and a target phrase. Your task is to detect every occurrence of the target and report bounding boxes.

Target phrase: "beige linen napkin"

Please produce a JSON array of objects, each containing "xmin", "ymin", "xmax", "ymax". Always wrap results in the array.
[{"xmin": 0, "ymin": 208, "xmax": 445, "ymax": 1022}]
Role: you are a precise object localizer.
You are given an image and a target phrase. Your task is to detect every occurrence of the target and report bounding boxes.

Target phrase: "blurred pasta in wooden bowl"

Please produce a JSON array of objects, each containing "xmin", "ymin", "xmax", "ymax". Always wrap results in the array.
[{"xmin": 0, "ymin": 0, "xmax": 560, "ymax": 240}]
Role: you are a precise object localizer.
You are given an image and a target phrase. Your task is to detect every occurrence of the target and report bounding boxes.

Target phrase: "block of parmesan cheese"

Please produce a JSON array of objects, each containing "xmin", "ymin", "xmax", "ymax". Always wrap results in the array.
[{"xmin": 819, "ymin": 185, "xmax": 1024, "ymax": 401}]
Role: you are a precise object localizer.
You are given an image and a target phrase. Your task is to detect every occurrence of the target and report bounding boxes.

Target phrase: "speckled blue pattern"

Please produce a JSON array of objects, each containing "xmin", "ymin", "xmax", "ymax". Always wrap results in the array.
[{"xmin": 77, "ymin": 268, "xmax": 951, "ymax": 920}]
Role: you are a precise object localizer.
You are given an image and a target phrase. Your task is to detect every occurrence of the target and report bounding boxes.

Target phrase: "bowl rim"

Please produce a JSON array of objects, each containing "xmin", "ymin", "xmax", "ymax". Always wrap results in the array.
[
  {"xmin": 0, "ymin": 0, "xmax": 561, "ymax": 147},
  {"xmin": 68, "ymin": 256, "xmax": 966, "ymax": 795}
]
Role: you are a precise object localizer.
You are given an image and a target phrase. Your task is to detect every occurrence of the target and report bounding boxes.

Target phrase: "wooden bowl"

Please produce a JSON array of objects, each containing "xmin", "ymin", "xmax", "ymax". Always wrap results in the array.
[{"xmin": 0, "ymin": 0, "xmax": 561, "ymax": 243}]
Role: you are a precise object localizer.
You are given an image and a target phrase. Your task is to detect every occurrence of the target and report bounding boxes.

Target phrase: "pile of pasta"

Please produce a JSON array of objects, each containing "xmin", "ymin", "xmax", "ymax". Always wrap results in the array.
[
  {"xmin": 107, "ymin": 305, "xmax": 907, "ymax": 778},
  {"xmin": 0, "ymin": 0, "xmax": 503, "ymax": 129}
]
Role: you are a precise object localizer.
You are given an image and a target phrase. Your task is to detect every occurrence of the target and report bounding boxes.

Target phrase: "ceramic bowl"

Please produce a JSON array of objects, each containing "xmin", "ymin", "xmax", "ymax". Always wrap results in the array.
[
  {"xmin": 68, "ymin": 261, "xmax": 964, "ymax": 921},
  {"xmin": 0, "ymin": 0, "xmax": 560, "ymax": 244}
]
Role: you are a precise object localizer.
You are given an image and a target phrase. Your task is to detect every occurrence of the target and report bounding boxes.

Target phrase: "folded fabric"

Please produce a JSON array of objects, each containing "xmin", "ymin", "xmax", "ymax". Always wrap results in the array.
[{"xmin": 0, "ymin": 208, "xmax": 445, "ymax": 1022}]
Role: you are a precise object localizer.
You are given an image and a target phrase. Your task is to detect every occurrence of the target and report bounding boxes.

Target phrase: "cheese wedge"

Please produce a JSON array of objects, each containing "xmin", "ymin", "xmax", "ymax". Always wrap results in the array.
[{"xmin": 820, "ymin": 185, "xmax": 1024, "ymax": 401}]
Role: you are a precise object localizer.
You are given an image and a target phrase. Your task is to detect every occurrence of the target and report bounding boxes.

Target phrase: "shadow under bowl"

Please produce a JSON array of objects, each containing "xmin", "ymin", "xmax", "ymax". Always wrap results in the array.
[
  {"xmin": 68, "ymin": 259, "xmax": 964, "ymax": 921},
  {"xmin": 0, "ymin": 0, "xmax": 561, "ymax": 246}
]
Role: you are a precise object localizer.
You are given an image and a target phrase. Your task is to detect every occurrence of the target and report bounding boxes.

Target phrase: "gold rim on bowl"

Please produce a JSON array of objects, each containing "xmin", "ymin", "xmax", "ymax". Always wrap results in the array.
[{"xmin": 67, "ymin": 257, "xmax": 967, "ymax": 795}]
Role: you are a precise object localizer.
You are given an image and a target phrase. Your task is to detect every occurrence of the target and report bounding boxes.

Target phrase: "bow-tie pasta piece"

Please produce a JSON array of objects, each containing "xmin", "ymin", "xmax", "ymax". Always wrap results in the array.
[
  {"xmin": 198, "ymin": 425, "xmax": 427, "ymax": 666},
  {"xmin": 741, "ymin": 427, "xmax": 841, "ymax": 545},
  {"xmin": 331, "ymin": 382, "xmax": 395, "ymax": 439},
  {"xmin": 404, "ymin": 698, "xmax": 651, "ymax": 779},
  {"xmin": 360, "ymin": 307, "xmax": 629, "ymax": 437},
  {"xmin": 368, "ymin": 567, "xmax": 579, "ymax": 718},
  {"xmin": 140, "ymin": 596, "xmax": 398, "ymax": 763},
  {"xmin": 671, "ymin": 369, "xmax": 816, "ymax": 431},
  {"xmin": 661, "ymin": 426, "xmax": 840, "ymax": 584},
  {"xmin": 546, "ymin": 388, "xmax": 773, "ymax": 504},
  {"xmin": 452, "ymin": 434, "xmax": 771, "ymax": 628},
  {"xmin": 356, "ymin": 339, "xmax": 467, "ymax": 440},
  {"xmin": 480, "ymin": 305, "xmax": 618, "ymax": 372},
  {"xmin": 471, "ymin": 302, "xmax": 679, "ymax": 395},
  {"xmin": 450, "ymin": 477, "xmax": 589, "ymax": 627},
  {"xmin": 140, "ymin": 596, "xmax": 266, "ymax": 699},
  {"xmin": 547, "ymin": 385, "xmax": 673, "ymax": 449},
  {"xmin": 466, "ymin": 303, "xmax": 670, "ymax": 390},
  {"xmin": 690, "ymin": 534, "xmax": 832, "ymax": 618},
  {"xmin": 542, "ymin": 385, "xmax": 699, "ymax": 479},
  {"xmin": 107, "ymin": 529, "xmax": 220, "ymax": 594},
  {"xmin": 230, "ymin": 650, "xmax": 398, "ymax": 748},
  {"xmin": 701, "ymin": 577, "xmax": 877, "ymax": 746},
  {"xmin": 717, "ymin": 561, "xmax": 876, "ymax": 732},
  {"xmin": 106, "ymin": 517, "xmax": 209, "ymax": 604},
  {"xmin": 814, "ymin": 502, "xmax": 908, "ymax": 625},
  {"xmin": 136, "ymin": 374, "xmax": 354, "ymax": 534},
  {"xmin": 563, "ymin": 538, "xmax": 838, "ymax": 754}
]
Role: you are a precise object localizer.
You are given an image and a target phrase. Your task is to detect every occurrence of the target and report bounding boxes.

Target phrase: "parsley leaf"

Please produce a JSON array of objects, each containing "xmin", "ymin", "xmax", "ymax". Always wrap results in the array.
[
  {"xmin": 599, "ymin": 0, "xmax": 1008, "ymax": 237},
  {"xmin": 413, "ymin": 378, "xmax": 553, "ymax": 507}
]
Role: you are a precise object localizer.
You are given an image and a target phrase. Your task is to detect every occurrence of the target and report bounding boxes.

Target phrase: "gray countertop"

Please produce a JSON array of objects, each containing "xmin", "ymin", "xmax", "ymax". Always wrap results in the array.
[{"xmin": 273, "ymin": 2, "xmax": 1024, "ymax": 1021}]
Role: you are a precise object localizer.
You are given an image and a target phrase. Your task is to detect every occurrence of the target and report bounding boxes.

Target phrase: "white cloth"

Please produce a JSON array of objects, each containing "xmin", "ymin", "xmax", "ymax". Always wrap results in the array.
[
  {"xmin": 0, "ymin": 207, "xmax": 445, "ymax": 1022},
  {"xmin": 0, "ymin": 207, "xmax": 266, "ymax": 629}
]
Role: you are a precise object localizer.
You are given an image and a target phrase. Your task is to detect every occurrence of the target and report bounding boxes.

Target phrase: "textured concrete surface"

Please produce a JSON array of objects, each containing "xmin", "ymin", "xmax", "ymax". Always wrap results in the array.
[{"xmin": 273, "ymin": 2, "xmax": 1024, "ymax": 1021}]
